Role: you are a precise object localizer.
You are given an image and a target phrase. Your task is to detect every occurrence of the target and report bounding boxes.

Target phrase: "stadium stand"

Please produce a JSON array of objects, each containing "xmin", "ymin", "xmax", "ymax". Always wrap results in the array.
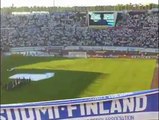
[{"xmin": 1, "ymin": 10, "xmax": 158, "ymax": 49}]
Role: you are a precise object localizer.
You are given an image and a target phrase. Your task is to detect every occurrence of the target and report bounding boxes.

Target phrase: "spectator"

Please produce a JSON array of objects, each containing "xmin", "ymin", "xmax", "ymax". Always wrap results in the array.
[
  {"xmin": 1, "ymin": 11, "xmax": 158, "ymax": 49},
  {"xmin": 97, "ymin": 14, "xmax": 108, "ymax": 25}
]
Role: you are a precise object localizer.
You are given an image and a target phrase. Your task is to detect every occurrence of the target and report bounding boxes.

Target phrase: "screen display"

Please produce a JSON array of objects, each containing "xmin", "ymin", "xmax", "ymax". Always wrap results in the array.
[{"xmin": 88, "ymin": 12, "xmax": 116, "ymax": 27}]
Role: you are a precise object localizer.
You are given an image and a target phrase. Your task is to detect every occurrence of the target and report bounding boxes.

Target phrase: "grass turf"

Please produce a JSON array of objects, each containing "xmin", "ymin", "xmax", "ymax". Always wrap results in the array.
[{"xmin": 1, "ymin": 55, "xmax": 156, "ymax": 104}]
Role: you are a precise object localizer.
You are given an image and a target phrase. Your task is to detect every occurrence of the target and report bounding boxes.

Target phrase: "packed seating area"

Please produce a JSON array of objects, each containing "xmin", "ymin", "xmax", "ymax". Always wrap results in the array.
[{"xmin": 1, "ymin": 10, "xmax": 158, "ymax": 49}]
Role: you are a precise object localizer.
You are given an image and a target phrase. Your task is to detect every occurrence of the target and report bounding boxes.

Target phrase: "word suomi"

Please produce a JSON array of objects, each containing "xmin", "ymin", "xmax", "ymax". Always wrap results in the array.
[{"xmin": 0, "ymin": 96, "xmax": 147, "ymax": 120}]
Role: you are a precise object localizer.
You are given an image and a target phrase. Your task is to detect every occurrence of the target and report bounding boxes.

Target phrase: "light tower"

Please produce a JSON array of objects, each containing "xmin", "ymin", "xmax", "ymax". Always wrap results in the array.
[{"xmin": 53, "ymin": 0, "xmax": 55, "ymax": 7}]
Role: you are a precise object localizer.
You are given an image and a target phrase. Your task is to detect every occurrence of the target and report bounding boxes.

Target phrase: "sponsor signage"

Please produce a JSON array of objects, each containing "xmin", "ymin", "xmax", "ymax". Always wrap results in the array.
[{"xmin": 10, "ymin": 46, "xmax": 158, "ymax": 53}]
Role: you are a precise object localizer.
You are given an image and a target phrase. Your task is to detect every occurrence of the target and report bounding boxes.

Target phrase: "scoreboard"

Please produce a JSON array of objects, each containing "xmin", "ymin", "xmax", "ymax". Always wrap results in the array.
[{"xmin": 88, "ymin": 11, "xmax": 117, "ymax": 28}]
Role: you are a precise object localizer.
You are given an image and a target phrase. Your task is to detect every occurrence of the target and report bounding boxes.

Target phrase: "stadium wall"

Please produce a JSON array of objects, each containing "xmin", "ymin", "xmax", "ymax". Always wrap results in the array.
[
  {"xmin": 7, "ymin": 46, "xmax": 158, "ymax": 58},
  {"xmin": 1, "ymin": 89, "xmax": 158, "ymax": 120},
  {"xmin": 10, "ymin": 46, "xmax": 158, "ymax": 53}
]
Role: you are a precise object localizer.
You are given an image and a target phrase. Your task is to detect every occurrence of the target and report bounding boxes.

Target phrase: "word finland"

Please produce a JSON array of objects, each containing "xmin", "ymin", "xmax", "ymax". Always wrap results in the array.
[{"xmin": 0, "ymin": 96, "xmax": 147, "ymax": 120}]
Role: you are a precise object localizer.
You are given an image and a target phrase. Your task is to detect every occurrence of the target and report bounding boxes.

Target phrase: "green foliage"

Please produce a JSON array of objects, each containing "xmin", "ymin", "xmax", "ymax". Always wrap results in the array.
[{"xmin": 1, "ymin": 3, "xmax": 158, "ymax": 14}]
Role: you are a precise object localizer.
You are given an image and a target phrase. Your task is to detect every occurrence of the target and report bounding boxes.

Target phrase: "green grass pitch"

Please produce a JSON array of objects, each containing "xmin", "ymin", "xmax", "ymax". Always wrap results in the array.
[{"xmin": 1, "ymin": 55, "xmax": 156, "ymax": 104}]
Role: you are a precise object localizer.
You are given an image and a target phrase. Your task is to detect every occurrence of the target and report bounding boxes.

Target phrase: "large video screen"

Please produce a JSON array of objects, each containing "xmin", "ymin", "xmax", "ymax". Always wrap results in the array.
[{"xmin": 88, "ymin": 12, "xmax": 116, "ymax": 27}]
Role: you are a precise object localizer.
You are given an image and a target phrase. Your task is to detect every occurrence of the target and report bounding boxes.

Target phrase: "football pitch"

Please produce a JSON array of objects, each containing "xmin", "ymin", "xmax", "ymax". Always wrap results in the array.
[{"xmin": 1, "ymin": 55, "xmax": 157, "ymax": 104}]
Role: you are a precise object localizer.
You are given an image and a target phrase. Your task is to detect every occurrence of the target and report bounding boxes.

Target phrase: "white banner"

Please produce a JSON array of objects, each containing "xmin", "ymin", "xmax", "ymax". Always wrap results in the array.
[{"xmin": 1, "ymin": 89, "xmax": 159, "ymax": 120}]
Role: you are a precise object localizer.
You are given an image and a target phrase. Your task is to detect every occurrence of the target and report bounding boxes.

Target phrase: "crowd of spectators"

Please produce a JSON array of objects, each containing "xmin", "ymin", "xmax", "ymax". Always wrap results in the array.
[{"xmin": 1, "ymin": 10, "xmax": 158, "ymax": 49}]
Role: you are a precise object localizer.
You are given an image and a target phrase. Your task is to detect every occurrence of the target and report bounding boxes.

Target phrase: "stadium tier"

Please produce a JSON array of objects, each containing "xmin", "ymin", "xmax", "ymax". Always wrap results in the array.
[{"xmin": 1, "ymin": 10, "xmax": 158, "ymax": 50}]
